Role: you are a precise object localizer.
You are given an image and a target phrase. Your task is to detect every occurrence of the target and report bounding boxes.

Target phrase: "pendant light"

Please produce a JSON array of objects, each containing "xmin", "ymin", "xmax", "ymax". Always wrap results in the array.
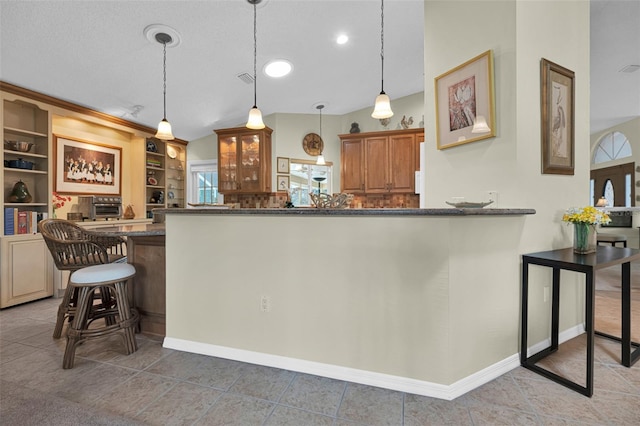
[
  {"xmin": 154, "ymin": 32, "xmax": 175, "ymax": 140},
  {"xmin": 316, "ymin": 104, "xmax": 326, "ymax": 165},
  {"xmin": 371, "ymin": 0, "xmax": 393, "ymax": 119},
  {"xmin": 246, "ymin": 0, "xmax": 265, "ymax": 129}
]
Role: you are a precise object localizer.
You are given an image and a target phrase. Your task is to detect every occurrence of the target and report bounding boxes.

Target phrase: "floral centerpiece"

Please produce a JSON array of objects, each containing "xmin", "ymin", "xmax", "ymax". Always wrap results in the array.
[
  {"xmin": 562, "ymin": 206, "xmax": 611, "ymax": 254},
  {"xmin": 52, "ymin": 192, "xmax": 72, "ymax": 218}
]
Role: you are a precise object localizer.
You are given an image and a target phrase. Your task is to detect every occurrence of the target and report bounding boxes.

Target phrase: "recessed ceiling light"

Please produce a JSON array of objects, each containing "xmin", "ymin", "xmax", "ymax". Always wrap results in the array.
[
  {"xmin": 336, "ymin": 34, "xmax": 349, "ymax": 45},
  {"xmin": 264, "ymin": 60, "xmax": 292, "ymax": 78}
]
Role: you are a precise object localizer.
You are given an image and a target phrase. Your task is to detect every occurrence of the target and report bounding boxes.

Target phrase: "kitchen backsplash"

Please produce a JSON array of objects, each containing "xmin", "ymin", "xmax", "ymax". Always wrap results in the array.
[{"xmin": 223, "ymin": 193, "xmax": 419, "ymax": 209}]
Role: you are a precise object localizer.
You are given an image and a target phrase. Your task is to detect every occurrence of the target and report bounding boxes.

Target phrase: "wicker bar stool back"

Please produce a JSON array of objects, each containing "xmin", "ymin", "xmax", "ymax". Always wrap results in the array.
[
  {"xmin": 38, "ymin": 219, "xmax": 127, "ymax": 338},
  {"xmin": 64, "ymin": 263, "xmax": 138, "ymax": 369}
]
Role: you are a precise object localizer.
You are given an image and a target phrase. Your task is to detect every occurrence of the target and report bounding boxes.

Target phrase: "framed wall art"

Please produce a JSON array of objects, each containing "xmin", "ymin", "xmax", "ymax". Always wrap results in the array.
[
  {"xmin": 435, "ymin": 50, "xmax": 495, "ymax": 149},
  {"xmin": 276, "ymin": 175, "xmax": 290, "ymax": 192},
  {"xmin": 277, "ymin": 156, "xmax": 290, "ymax": 174},
  {"xmin": 541, "ymin": 58, "xmax": 575, "ymax": 175},
  {"xmin": 53, "ymin": 135, "xmax": 122, "ymax": 195}
]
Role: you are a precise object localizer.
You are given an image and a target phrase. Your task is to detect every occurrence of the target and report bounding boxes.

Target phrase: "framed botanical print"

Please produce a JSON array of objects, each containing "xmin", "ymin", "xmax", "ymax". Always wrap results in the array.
[
  {"xmin": 541, "ymin": 58, "xmax": 575, "ymax": 175},
  {"xmin": 277, "ymin": 157, "xmax": 290, "ymax": 174}
]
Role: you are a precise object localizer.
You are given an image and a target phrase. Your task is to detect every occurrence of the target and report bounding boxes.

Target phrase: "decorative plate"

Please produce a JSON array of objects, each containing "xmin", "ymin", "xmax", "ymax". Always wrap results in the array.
[
  {"xmin": 147, "ymin": 177, "xmax": 158, "ymax": 186},
  {"xmin": 445, "ymin": 201, "xmax": 493, "ymax": 209},
  {"xmin": 167, "ymin": 145, "xmax": 177, "ymax": 159},
  {"xmin": 146, "ymin": 139, "xmax": 157, "ymax": 153},
  {"xmin": 302, "ymin": 133, "xmax": 324, "ymax": 156},
  {"xmin": 168, "ymin": 191, "xmax": 175, "ymax": 199}
]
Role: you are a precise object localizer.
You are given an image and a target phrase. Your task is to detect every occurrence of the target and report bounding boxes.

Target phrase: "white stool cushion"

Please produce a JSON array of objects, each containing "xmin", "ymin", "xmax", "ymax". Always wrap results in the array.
[{"xmin": 70, "ymin": 263, "xmax": 135, "ymax": 284}]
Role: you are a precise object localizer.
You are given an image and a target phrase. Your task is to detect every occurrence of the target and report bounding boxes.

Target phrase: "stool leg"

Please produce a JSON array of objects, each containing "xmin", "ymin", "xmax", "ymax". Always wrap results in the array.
[
  {"xmin": 53, "ymin": 283, "xmax": 76, "ymax": 339},
  {"xmin": 114, "ymin": 280, "xmax": 137, "ymax": 354},
  {"xmin": 63, "ymin": 286, "xmax": 94, "ymax": 369}
]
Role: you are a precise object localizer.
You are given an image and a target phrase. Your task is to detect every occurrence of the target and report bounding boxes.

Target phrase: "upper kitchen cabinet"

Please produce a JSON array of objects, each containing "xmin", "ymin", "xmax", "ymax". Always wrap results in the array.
[
  {"xmin": 215, "ymin": 126, "xmax": 272, "ymax": 194},
  {"xmin": 340, "ymin": 128, "xmax": 423, "ymax": 194}
]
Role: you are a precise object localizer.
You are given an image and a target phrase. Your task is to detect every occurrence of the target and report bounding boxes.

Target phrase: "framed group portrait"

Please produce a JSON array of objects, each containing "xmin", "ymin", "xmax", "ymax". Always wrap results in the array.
[{"xmin": 53, "ymin": 135, "xmax": 122, "ymax": 195}]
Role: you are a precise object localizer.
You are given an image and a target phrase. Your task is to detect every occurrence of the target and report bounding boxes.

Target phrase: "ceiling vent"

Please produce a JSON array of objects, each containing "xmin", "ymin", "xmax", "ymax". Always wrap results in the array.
[
  {"xmin": 237, "ymin": 72, "xmax": 254, "ymax": 84},
  {"xmin": 619, "ymin": 64, "xmax": 640, "ymax": 73}
]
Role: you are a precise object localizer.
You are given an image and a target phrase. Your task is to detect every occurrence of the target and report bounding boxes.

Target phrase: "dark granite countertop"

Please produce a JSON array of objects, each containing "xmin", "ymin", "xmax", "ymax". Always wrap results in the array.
[
  {"xmin": 84, "ymin": 223, "xmax": 165, "ymax": 237},
  {"xmin": 154, "ymin": 207, "xmax": 536, "ymax": 217}
]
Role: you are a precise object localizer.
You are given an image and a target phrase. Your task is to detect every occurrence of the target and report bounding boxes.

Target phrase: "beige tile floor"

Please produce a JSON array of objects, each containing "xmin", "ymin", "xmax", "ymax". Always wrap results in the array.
[{"xmin": 1, "ymin": 281, "xmax": 639, "ymax": 425}]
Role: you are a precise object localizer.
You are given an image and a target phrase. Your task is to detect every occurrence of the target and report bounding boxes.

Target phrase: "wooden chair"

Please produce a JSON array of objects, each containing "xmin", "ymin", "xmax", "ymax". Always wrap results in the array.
[{"xmin": 38, "ymin": 219, "xmax": 127, "ymax": 338}]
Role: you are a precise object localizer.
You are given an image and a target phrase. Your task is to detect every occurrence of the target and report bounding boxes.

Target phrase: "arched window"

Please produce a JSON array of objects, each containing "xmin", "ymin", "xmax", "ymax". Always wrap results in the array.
[{"xmin": 593, "ymin": 131, "xmax": 632, "ymax": 164}]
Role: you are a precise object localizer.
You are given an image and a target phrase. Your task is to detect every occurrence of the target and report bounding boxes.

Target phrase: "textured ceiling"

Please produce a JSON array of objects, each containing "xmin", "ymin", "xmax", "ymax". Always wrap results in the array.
[{"xmin": 0, "ymin": 0, "xmax": 637, "ymax": 141}]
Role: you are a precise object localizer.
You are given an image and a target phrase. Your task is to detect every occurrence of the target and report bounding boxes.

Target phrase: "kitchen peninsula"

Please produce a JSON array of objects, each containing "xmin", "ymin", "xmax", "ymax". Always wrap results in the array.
[
  {"xmin": 85, "ymin": 223, "xmax": 166, "ymax": 336},
  {"xmin": 159, "ymin": 207, "xmax": 535, "ymax": 399}
]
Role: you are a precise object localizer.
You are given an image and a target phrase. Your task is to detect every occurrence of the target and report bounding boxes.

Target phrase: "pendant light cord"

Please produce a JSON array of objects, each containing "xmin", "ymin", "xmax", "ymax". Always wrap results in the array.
[
  {"xmin": 162, "ymin": 41, "xmax": 168, "ymax": 119},
  {"xmin": 253, "ymin": 2, "xmax": 258, "ymax": 108},
  {"xmin": 380, "ymin": 0, "xmax": 385, "ymax": 94}
]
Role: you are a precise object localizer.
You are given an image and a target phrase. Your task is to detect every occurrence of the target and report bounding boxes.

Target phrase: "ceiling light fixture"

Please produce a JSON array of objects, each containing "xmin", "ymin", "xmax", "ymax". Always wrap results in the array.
[
  {"xmin": 264, "ymin": 59, "xmax": 292, "ymax": 78},
  {"xmin": 371, "ymin": 0, "xmax": 393, "ymax": 119},
  {"xmin": 154, "ymin": 32, "xmax": 174, "ymax": 140},
  {"xmin": 316, "ymin": 104, "xmax": 326, "ymax": 165},
  {"xmin": 336, "ymin": 34, "xmax": 349, "ymax": 45},
  {"xmin": 246, "ymin": 0, "xmax": 265, "ymax": 130}
]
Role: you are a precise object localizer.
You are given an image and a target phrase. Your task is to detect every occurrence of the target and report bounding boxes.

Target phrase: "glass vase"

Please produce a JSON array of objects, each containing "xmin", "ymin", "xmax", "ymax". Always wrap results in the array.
[{"xmin": 573, "ymin": 223, "xmax": 596, "ymax": 254}]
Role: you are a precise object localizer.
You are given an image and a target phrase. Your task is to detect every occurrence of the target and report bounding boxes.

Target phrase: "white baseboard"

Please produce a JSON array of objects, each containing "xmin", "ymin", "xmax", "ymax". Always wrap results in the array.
[
  {"xmin": 163, "ymin": 337, "xmax": 521, "ymax": 401},
  {"xmin": 525, "ymin": 323, "xmax": 585, "ymax": 358}
]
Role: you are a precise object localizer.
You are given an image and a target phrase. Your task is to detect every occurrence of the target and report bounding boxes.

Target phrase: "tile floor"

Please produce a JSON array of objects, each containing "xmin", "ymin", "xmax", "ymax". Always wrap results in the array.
[{"xmin": 1, "ymin": 294, "xmax": 639, "ymax": 425}]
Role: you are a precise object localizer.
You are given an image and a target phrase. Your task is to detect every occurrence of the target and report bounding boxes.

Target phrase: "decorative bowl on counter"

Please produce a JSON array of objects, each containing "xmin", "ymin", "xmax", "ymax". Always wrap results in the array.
[
  {"xmin": 445, "ymin": 200, "xmax": 493, "ymax": 209},
  {"xmin": 310, "ymin": 193, "xmax": 354, "ymax": 209}
]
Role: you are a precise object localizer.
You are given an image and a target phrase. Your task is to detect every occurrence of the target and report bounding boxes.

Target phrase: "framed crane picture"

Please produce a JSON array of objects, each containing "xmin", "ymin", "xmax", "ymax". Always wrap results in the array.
[{"xmin": 541, "ymin": 58, "xmax": 575, "ymax": 175}]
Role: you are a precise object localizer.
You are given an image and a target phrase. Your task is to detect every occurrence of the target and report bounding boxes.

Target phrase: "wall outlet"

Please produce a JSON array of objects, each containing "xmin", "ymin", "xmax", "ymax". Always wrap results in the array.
[
  {"xmin": 260, "ymin": 295, "xmax": 271, "ymax": 312},
  {"xmin": 487, "ymin": 191, "xmax": 499, "ymax": 208}
]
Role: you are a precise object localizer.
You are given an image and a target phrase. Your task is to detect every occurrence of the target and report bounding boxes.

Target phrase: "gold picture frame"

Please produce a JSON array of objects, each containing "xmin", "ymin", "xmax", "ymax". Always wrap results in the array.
[
  {"xmin": 435, "ymin": 50, "xmax": 496, "ymax": 149},
  {"xmin": 541, "ymin": 58, "xmax": 575, "ymax": 175},
  {"xmin": 276, "ymin": 175, "xmax": 290, "ymax": 192},
  {"xmin": 53, "ymin": 135, "xmax": 122, "ymax": 195},
  {"xmin": 277, "ymin": 156, "xmax": 290, "ymax": 174}
]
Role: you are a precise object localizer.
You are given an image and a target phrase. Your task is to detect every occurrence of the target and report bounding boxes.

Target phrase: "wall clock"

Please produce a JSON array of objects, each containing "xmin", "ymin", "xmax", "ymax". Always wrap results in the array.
[{"xmin": 302, "ymin": 133, "xmax": 324, "ymax": 156}]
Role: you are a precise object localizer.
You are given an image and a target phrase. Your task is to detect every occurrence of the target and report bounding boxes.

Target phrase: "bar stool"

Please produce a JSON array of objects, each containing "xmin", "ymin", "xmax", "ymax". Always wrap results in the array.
[
  {"xmin": 63, "ymin": 263, "xmax": 139, "ymax": 369},
  {"xmin": 38, "ymin": 219, "xmax": 127, "ymax": 339},
  {"xmin": 597, "ymin": 234, "xmax": 627, "ymax": 247}
]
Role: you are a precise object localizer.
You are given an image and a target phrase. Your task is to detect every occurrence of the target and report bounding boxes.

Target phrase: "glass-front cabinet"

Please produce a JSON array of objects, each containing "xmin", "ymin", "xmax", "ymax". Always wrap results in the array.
[{"xmin": 215, "ymin": 126, "xmax": 272, "ymax": 194}]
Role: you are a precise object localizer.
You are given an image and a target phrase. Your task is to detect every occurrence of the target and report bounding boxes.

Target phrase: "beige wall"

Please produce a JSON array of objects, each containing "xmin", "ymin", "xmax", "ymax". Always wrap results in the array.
[{"xmin": 423, "ymin": 0, "xmax": 590, "ymax": 375}]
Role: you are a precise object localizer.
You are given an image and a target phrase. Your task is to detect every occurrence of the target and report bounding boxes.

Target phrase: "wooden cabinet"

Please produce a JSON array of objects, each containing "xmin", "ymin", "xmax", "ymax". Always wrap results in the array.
[
  {"xmin": 340, "ymin": 137, "xmax": 365, "ymax": 193},
  {"xmin": 145, "ymin": 138, "xmax": 186, "ymax": 218},
  {"xmin": 216, "ymin": 126, "xmax": 272, "ymax": 194},
  {"xmin": 340, "ymin": 128, "xmax": 423, "ymax": 194},
  {"xmin": 1, "ymin": 95, "xmax": 53, "ymax": 307}
]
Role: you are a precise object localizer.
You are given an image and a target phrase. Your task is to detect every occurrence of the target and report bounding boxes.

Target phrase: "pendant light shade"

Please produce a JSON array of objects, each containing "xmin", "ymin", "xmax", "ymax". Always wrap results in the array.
[
  {"xmin": 246, "ymin": 0, "xmax": 266, "ymax": 129},
  {"xmin": 371, "ymin": 0, "xmax": 393, "ymax": 119},
  {"xmin": 155, "ymin": 32, "xmax": 174, "ymax": 140},
  {"xmin": 247, "ymin": 106, "xmax": 265, "ymax": 129},
  {"xmin": 471, "ymin": 115, "xmax": 491, "ymax": 133},
  {"xmin": 156, "ymin": 118, "xmax": 174, "ymax": 140},
  {"xmin": 372, "ymin": 93, "xmax": 393, "ymax": 119}
]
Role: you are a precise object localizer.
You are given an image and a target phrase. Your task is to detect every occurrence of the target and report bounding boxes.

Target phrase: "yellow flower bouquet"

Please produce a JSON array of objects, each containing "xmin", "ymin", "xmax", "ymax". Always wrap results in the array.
[{"xmin": 562, "ymin": 206, "xmax": 611, "ymax": 254}]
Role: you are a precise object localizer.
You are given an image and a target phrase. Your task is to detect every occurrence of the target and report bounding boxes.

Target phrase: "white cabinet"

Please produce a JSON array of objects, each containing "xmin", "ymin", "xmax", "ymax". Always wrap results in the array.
[
  {"xmin": 0, "ymin": 235, "xmax": 53, "ymax": 307},
  {"xmin": 1, "ymin": 94, "xmax": 53, "ymax": 308}
]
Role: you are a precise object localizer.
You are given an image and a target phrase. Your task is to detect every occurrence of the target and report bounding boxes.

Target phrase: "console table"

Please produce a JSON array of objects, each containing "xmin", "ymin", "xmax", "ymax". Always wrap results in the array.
[{"xmin": 521, "ymin": 246, "xmax": 640, "ymax": 397}]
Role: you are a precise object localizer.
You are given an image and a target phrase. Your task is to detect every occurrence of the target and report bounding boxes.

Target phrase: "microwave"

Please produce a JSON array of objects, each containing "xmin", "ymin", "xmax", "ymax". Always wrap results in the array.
[{"xmin": 77, "ymin": 195, "xmax": 122, "ymax": 220}]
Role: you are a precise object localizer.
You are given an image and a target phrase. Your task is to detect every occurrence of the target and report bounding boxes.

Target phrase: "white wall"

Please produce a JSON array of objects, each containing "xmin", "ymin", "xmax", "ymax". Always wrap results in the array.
[{"xmin": 424, "ymin": 0, "xmax": 590, "ymax": 378}]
